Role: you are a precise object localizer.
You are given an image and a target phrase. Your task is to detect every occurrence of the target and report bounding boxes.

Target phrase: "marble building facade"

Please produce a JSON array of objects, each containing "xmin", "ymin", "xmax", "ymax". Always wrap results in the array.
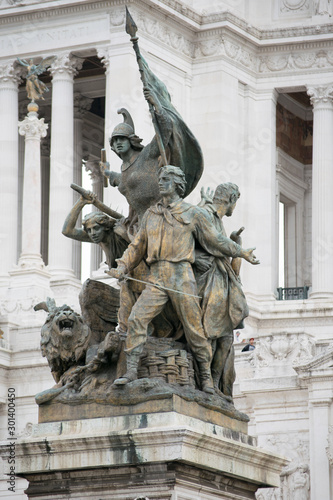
[{"xmin": 0, "ymin": 1, "xmax": 333, "ymax": 499}]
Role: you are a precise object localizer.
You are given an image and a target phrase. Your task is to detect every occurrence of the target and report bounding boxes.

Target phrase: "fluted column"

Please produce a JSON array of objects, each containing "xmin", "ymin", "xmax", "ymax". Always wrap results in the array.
[
  {"xmin": 241, "ymin": 88, "xmax": 278, "ymax": 302},
  {"xmin": 18, "ymin": 102, "xmax": 48, "ymax": 267},
  {"xmin": 307, "ymin": 85, "xmax": 333, "ymax": 298},
  {"xmin": 73, "ymin": 94, "xmax": 93, "ymax": 279},
  {"xmin": 84, "ymin": 158, "xmax": 103, "ymax": 273},
  {"xmin": 97, "ymin": 48, "xmax": 112, "ymax": 166},
  {"xmin": 0, "ymin": 62, "xmax": 20, "ymax": 281},
  {"xmin": 97, "ymin": 46, "xmax": 130, "ymax": 215},
  {"xmin": 41, "ymin": 137, "xmax": 51, "ymax": 265},
  {"xmin": 48, "ymin": 54, "xmax": 81, "ymax": 288}
]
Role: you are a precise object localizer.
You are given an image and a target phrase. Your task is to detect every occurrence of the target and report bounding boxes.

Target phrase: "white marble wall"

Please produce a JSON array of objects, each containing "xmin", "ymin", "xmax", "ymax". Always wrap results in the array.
[{"xmin": 0, "ymin": 1, "xmax": 332, "ymax": 499}]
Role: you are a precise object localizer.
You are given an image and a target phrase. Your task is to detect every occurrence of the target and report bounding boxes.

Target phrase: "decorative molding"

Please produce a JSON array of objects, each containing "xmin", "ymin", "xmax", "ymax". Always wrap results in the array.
[
  {"xmin": 314, "ymin": 0, "xmax": 332, "ymax": 16},
  {"xmin": 255, "ymin": 488, "xmax": 280, "ymax": 500},
  {"xmin": 251, "ymin": 333, "xmax": 315, "ymax": 373},
  {"xmin": 74, "ymin": 93, "xmax": 93, "ymax": 118},
  {"xmin": 50, "ymin": 53, "xmax": 82, "ymax": 77},
  {"xmin": 262, "ymin": 433, "xmax": 309, "ymax": 467},
  {"xmin": 0, "ymin": 0, "xmax": 21, "ymax": 10},
  {"xmin": 97, "ymin": 46, "xmax": 111, "ymax": 71},
  {"xmin": 136, "ymin": 8, "xmax": 194, "ymax": 58},
  {"xmin": 83, "ymin": 155, "xmax": 103, "ymax": 182},
  {"xmin": 326, "ymin": 425, "xmax": 333, "ymax": 467},
  {"xmin": 259, "ymin": 50, "xmax": 333, "ymax": 73},
  {"xmin": 280, "ymin": 0, "xmax": 310, "ymax": 13},
  {"xmin": 18, "ymin": 110, "xmax": 48, "ymax": 140},
  {"xmin": 0, "ymin": 61, "xmax": 20, "ymax": 84},
  {"xmin": 0, "ymin": 2, "xmax": 333, "ymax": 77},
  {"xmin": 307, "ymin": 84, "xmax": 333, "ymax": 106}
]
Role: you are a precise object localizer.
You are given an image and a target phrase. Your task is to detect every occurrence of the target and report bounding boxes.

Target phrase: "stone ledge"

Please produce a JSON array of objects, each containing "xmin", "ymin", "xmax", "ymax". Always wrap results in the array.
[
  {"xmin": 38, "ymin": 394, "xmax": 248, "ymax": 432},
  {"xmin": 12, "ymin": 412, "xmax": 288, "ymax": 489}
]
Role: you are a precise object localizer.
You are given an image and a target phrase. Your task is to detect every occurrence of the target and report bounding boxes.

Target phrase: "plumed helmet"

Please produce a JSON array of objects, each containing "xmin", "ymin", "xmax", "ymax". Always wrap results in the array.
[
  {"xmin": 111, "ymin": 122, "xmax": 134, "ymax": 140},
  {"xmin": 110, "ymin": 108, "xmax": 144, "ymax": 152},
  {"xmin": 110, "ymin": 108, "xmax": 135, "ymax": 143}
]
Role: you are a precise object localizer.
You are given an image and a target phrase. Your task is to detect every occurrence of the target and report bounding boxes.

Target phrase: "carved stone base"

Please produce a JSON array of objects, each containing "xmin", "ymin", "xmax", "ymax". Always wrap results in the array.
[
  {"xmin": 38, "ymin": 393, "xmax": 248, "ymax": 433},
  {"xmin": 15, "ymin": 413, "xmax": 288, "ymax": 499}
]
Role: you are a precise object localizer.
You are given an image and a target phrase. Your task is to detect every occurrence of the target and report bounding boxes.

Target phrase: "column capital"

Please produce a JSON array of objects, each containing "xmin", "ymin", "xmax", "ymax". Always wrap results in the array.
[
  {"xmin": 307, "ymin": 84, "xmax": 333, "ymax": 107},
  {"xmin": 84, "ymin": 155, "xmax": 103, "ymax": 183},
  {"xmin": 0, "ymin": 61, "xmax": 20, "ymax": 86},
  {"xmin": 19, "ymin": 108, "xmax": 48, "ymax": 140},
  {"xmin": 50, "ymin": 53, "xmax": 82, "ymax": 78},
  {"xmin": 97, "ymin": 47, "xmax": 111, "ymax": 74},
  {"xmin": 74, "ymin": 93, "xmax": 93, "ymax": 119}
]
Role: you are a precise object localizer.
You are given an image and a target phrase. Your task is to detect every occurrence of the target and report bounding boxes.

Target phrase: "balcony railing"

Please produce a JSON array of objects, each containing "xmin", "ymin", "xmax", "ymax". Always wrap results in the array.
[{"xmin": 277, "ymin": 286, "xmax": 309, "ymax": 300}]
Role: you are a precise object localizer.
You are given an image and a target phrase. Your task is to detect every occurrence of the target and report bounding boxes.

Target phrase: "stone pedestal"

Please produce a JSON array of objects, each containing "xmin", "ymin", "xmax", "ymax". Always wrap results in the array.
[{"xmin": 15, "ymin": 412, "xmax": 287, "ymax": 500}]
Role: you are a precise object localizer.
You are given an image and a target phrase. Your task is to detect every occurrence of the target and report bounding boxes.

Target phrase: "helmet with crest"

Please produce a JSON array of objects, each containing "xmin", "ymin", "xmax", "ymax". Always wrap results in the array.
[{"xmin": 110, "ymin": 108, "xmax": 144, "ymax": 154}]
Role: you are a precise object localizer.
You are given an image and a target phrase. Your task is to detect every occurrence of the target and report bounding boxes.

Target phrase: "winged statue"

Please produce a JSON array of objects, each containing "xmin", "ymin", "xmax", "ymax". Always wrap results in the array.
[{"xmin": 17, "ymin": 56, "xmax": 55, "ymax": 101}]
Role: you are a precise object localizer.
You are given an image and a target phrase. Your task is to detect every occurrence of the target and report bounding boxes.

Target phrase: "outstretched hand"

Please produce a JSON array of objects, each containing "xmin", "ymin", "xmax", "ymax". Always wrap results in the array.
[
  {"xmin": 241, "ymin": 247, "xmax": 260, "ymax": 265},
  {"xmin": 200, "ymin": 187, "xmax": 214, "ymax": 205}
]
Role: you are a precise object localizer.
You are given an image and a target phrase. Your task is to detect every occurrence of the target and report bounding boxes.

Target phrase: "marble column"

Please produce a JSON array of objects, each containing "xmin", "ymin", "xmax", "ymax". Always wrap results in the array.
[
  {"xmin": 0, "ymin": 62, "xmax": 20, "ymax": 282},
  {"xmin": 41, "ymin": 137, "xmax": 51, "ymax": 265},
  {"xmin": 97, "ymin": 46, "xmax": 132, "ymax": 216},
  {"xmin": 241, "ymin": 88, "xmax": 278, "ymax": 302},
  {"xmin": 97, "ymin": 47, "xmax": 112, "ymax": 166},
  {"xmin": 48, "ymin": 54, "xmax": 82, "ymax": 300},
  {"xmin": 84, "ymin": 157, "xmax": 103, "ymax": 273},
  {"xmin": 307, "ymin": 85, "xmax": 333, "ymax": 299},
  {"xmin": 18, "ymin": 102, "xmax": 48, "ymax": 267},
  {"xmin": 73, "ymin": 93, "xmax": 93, "ymax": 280}
]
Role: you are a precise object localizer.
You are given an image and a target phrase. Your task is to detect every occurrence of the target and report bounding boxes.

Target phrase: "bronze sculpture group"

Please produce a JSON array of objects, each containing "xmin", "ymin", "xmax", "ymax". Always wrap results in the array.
[{"xmin": 36, "ymin": 9, "xmax": 259, "ymax": 419}]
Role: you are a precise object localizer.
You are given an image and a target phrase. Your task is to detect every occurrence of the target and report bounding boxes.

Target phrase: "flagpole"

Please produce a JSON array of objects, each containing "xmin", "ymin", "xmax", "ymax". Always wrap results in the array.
[{"xmin": 125, "ymin": 7, "xmax": 168, "ymax": 166}]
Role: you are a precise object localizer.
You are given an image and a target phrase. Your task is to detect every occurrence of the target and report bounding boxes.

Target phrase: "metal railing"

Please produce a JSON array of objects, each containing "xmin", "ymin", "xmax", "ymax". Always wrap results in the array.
[{"xmin": 277, "ymin": 286, "xmax": 309, "ymax": 300}]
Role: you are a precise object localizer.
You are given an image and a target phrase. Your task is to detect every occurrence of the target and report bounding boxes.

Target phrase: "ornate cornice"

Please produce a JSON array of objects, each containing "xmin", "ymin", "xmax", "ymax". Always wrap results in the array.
[
  {"xmin": 0, "ymin": 1, "xmax": 333, "ymax": 77},
  {"xmin": 0, "ymin": 0, "xmax": 332, "ymax": 40}
]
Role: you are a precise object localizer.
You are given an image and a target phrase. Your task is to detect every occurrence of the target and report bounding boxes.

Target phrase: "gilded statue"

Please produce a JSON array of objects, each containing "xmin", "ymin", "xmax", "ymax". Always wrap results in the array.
[{"xmin": 17, "ymin": 56, "xmax": 55, "ymax": 101}]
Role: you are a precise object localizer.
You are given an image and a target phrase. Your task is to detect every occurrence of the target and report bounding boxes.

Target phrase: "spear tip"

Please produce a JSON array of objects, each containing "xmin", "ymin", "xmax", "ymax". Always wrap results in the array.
[{"xmin": 125, "ymin": 6, "xmax": 138, "ymax": 38}]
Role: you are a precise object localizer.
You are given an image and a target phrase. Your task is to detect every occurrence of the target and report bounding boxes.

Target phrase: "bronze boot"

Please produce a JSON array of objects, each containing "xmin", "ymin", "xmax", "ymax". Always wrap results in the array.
[
  {"xmin": 199, "ymin": 362, "xmax": 215, "ymax": 394},
  {"xmin": 114, "ymin": 348, "xmax": 142, "ymax": 386}
]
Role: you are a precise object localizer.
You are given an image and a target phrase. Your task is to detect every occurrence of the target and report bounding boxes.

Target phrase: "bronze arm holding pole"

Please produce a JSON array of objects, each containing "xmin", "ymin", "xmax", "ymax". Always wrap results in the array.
[{"xmin": 70, "ymin": 183, "xmax": 123, "ymax": 220}]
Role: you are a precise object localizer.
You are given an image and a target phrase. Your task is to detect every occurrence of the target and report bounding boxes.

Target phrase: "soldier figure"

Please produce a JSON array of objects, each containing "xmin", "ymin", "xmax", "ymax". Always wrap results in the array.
[{"xmin": 110, "ymin": 166, "xmax": 259, "ymax": 394}]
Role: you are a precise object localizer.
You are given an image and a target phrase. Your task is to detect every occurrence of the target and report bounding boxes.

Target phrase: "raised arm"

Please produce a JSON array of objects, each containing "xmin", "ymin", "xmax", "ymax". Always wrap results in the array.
[
  {"xmin": 195, "ymin": 209, "xmax": 260, "ymax": 265},
  {"xmin": 62, "ymin": 194, "xmax": 95, "ymax": 243},
  {"xmin": 144, "ymin": 87, "xmax": 173, "ymax": 156}
]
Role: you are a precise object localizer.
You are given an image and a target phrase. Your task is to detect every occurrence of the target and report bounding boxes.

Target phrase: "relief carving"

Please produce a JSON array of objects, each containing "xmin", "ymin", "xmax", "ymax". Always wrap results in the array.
[
  {"xmin": 280, "ymin": 0, "xmax": 309, "ymax": 12},
  {"xmin": 251, "ymin": 333, "xmax": 315, "ymax": 372}
]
